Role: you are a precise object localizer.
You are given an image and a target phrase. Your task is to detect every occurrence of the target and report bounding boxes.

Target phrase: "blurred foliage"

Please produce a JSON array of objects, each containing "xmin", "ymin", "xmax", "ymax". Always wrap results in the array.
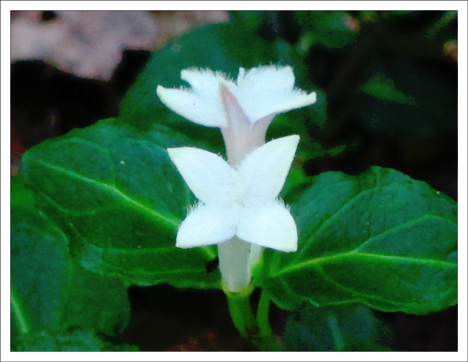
[
  {"xmin": 283, "ymin": 303, "xmax": 392, "ymax": 351},
  {"xmin": 359, "ymin": 73, "xmax": 417, "ymax": 106},
  {"xmin": 12, "ymin": 329, "xmax": 139, "ymax": 352},
  {"xmin": 120, "ymin": 10, "xmax": 457, "ymax": 165},
  {"xmin": 294, "ymin": 11, "xmax": 360, "ymax": 49}
]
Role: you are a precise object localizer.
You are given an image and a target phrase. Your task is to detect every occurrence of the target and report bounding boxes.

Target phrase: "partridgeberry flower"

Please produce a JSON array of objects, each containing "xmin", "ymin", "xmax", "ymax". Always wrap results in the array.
[
  {"xmin": 157, "ymin": 66, "xmax": 317, "ymax": 165},
  {"xmin": 167, "ymin": 135, "xmax": 299, "ymax": 252},
  {"xmin": 158, "ymin": 65, "xmax": 317, "ymax": 292}
]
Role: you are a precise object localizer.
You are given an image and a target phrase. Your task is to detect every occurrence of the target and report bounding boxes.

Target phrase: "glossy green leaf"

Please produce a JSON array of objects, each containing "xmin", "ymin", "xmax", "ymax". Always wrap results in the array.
[
  {"xmin": 294, "ymin": 11, "xmax": 359, "ymax": 49},
  {"xmin": 12, "ymin": 329, "xmax": 139, "ymax": 352},
  {"xmin": 262, "ymin": 167, "xmax": 457, "ymax": 314},
  {"xmin": 20, "ymin": 119, "xmax": 220, "ymax": 288},
  {"xmin": 11, "ymin": 204, "xmax": 130, "ymax": 339},
  {"xmin": 118, "ymin": 22, "xmax": 326, "ymax": 157},
  {"xmin": 284, "ymin": 303, "xmax": 391, "ymax": 351}
]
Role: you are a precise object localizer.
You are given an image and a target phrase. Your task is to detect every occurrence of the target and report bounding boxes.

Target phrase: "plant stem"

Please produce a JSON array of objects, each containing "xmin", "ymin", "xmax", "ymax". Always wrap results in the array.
[
  {"xmin": 256, "ymin": 289, "xmax": 283, "ymax": 351},
  {"xmin": 257, "ymin": 289, "xmax": 274, "ymax": 338},
  {"xmin": 225, "ymin": 287, "xmax": 283, "ymax": 351},
  {"xmin": 225, "ymin": 286, "xmax": 258, "ymax": 340}
]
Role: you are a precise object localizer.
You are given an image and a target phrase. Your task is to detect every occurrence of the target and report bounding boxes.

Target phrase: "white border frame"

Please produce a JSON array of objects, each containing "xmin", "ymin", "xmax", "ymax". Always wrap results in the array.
[{"xmin": 2, "ymin": 2, "xmax": 467, "ymax": 361}]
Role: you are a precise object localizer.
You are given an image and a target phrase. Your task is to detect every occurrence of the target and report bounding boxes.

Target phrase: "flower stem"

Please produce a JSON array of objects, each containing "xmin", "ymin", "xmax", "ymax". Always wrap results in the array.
[
  {"xmin": 225, "ymin": 287, "xmax": 283, "ymax": 351},
  {"xmin": 257, "ymin": 289, "xmax": 274, "ymax": 338},
  {"xmin": 256, "ymin": 289, "xmax": 283, "ymax": 351},
  {"xmin": 225, "ymin": 286, "xmax": 258, "ymax": 340}
]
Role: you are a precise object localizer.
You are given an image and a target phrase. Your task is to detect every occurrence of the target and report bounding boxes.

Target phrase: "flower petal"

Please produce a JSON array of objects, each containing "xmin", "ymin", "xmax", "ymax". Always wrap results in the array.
[
  {"xmin": 232, "ymin": 65, "xmax": 317, "ymax": 123},
  {"xmin": 167, "ymin": 146, "xmax": 238, "ymax": 204},
  {"xmin": 237, "ymin": 201, "xmax": 298, "ymax": 252},
  {"xmin": 181, "ymin": 68, "xmax": 226, "ymax": 94},
  {"xmin": 237, "ymin": 66, "xmax": 295, "ymax": 92},
  {"xmin": 156, "ymin": 84, "xmax": 228, "ymax": 127},
  {"xmin": 176, "ymin": 204, "xmax": 239, "ymax": 248},
  {"xmin": 238, "ymin": 135, "xmax": 300, "ymax": 205}
]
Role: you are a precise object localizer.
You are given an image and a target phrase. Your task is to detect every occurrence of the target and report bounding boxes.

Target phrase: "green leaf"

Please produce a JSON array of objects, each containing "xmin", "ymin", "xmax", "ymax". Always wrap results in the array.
[
  {"xmin": 426, "ymin": 11, "xmax": 458, "ymax": 39},
  {"xmin": 283, "ymin": 303, "xmax": 391, "ymax": 351},
  {"xmin": 12, "ymin": 329, "xmax": 139, "ymax": 352},
  {"xmin": 294, "ymin": 12, "xmax": 359, "ymax": 49},
  {"xmin": 11, "ymin": 175, "xmax": 35, "ymax": 210},
  {"xmin": 20, "ymin": 118, "xmax": 220, "ymax": 288},
  {"xmin": 11, "ymin": 204, "xmax": 130, "ymax": 339},
  {"xmin": 262, "ymin": 167, "xmax": 457, "ymax": 314},
  {"xmin": 118, "ymin": 22, "xmax": 326, "ymax": 157},
  {"xmin": 359, "ymin": 73, "xmax": 417, "ymax": 106}
]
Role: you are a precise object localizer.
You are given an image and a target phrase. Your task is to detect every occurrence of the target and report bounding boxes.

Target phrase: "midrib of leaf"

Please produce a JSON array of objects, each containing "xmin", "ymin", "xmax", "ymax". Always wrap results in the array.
[
  {"xmin": 88, "ymin": 253, "xmax": 219, "ymax": 288},
  {"xmin": 75, "ymin": 224, "xmax": 216, "ymax": 258},
  {"xmin": 111, "ymin": 264, "xmax": 208, "ymax": 276},
  {"xmin": 85, "ymin": 249, "xmax": 210, "ymax": 277},
  {"xmin": 80, "ymin": 241, "xmax": 217, "ymax": 274},
  {"xmin": 270, "ymin": 262, "xmax": 425, "ymax": 310},
  {"xmin": 278, "ymin": 212, "xmax": 456, "ymax": 279},
  {"xmin": 38, "ymin": 188, "xmax": 217, "ymax": 261},
  {"xmin": 271, "ymin": 251, "xmax": 456, "ymax": 279},
  {"xmin": 34, "ymin": 159, "xmax": 180, "ymax": 229},
  {"xmin": 11, "ymin": 289, "xmax": 29, "ymax": 334},
  {"xmin": 279, "ymin": 277, "xmax": 320, "ymax": 307},
  {"xmin": 293, "ymin": 179, "xmax": 455, "ymax": 264},
  {"xmin": 294, "ymin": 181, "xmax": 387, "ymax": 260},
  {"xmin": 354, "ymin": 213, "xmax": 456, "ymax": 252},
  {"xmin": 313, "ymin": 264, "xmax": 425, "ymax": 309},
  {"xmin": 96, "ymin": 245, "xmax": 216, "ymax": 259}
]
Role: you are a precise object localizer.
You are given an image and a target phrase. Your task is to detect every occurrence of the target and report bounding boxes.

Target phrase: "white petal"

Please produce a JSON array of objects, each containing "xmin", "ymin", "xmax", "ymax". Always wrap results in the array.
[
  {"xmin": 167, "ymin": 147, "xmax": 238, "ymax": 204},
  {"xmin": 237, "ymin": 66, "xmax": 295, "ymax": 91},
  {"xmin": 181, "ymin": 68, "xmax": 228, "ymax": 94},
  {"xmin": 156, "ymin": 85, "xmax": 228, "ymax": 127},
  {"xmin": 238, "ymin": 135, "xmax": 300, "ymax": 205},
  {"xmin": 233, "ymin": 66, "xmax": 317, "ymax": 123},
  {"xmin": 176, "ymin": 204, "xmax": 239, "ymax": 248},
  {"xmin": 239, "ymin": 90, "xmax": 317, "ymax": 125},
  {"xmin": 237, "ymin": 201, "xmax": 298, "ymax": 252}
]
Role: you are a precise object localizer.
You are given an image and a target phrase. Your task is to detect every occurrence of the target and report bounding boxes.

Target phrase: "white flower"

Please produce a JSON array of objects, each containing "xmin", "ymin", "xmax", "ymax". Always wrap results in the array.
[
  {"xmin": 158, "ymin": 66, "xmax": 316, "ymax": 166},
  {"xmin": 167, "ymin": 135, "xmax": 299, "ymax": 253},
  {"xmin": 157, "ymin": 65, "xmax": 317, "ymax": 128},
  {"xmin": 159, "ymin": 65, "xmax": 315, "ymax": 292}
]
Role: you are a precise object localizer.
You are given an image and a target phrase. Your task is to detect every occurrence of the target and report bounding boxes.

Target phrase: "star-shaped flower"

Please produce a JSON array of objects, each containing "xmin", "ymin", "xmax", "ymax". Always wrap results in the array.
[
  {"xmin": 157, "ymin": 65, "xmax": 317, "ymax": 128},
  {"xmin": 158, "ymin": 65, "xmax": 315, "ymax": 166},
  {"xmin": 167, "ymin": 134, "xmax": 299, "ymax": 253}
]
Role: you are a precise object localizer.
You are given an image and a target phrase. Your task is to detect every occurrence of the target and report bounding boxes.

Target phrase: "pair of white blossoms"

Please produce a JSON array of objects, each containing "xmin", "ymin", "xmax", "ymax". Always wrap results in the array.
[{"xmin": 157, "ymin": 65, "xmax": 317, "ymax": 292}]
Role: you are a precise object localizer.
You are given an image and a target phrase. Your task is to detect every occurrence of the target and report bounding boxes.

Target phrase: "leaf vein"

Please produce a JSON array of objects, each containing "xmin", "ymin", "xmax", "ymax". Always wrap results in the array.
[
  {"xmin": 273, "ymin": 251, "xmax": 456, "ymax": 278},
  {"xmin": 354, "ymin": 213, "xmax": 456, "ymax": 252},
  {"xmin": 34, "ymin": 159, "xmax": 179, "ymax": 228},
  {"xmin": 295, "ymin": 181, "xmax": 392, "ymax": 259}
]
